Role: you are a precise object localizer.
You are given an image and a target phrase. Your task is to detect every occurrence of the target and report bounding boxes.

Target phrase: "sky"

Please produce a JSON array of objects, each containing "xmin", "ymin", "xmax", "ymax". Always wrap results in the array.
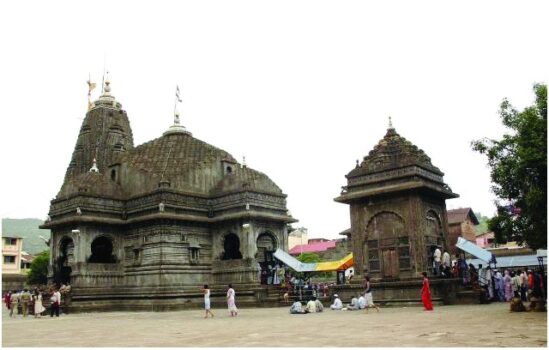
[{"xmin": 1, "ymin": 0, "xmax": 547, "ymax": 239}]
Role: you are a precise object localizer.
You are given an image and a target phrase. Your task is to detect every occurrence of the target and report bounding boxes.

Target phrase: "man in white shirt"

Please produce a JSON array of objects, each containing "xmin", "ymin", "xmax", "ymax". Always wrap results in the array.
[
  {"xmin": 442, "ymin": 251, "xmax": 451, "ymax": 268},
  {"xmin": 433, "ymin": 248, "xmax": 442, "ymax": 275},
  {"xmin": 314, "ymin": 298, "xmax": 324, "ymax": 312},
  {"xmin": 330, "ymin": 294, "xmax": 343, "ymax": 310},
  {"xmin": 306, "ymin": 298, "xmax": 317, "ymax": 313},
  {"xmin": 358, "ymin": 295, "xmax": 367, "ymax": 309},
  {"xmin": 50, "ymin": 288, "xmax": 61, "ymax": 317}
]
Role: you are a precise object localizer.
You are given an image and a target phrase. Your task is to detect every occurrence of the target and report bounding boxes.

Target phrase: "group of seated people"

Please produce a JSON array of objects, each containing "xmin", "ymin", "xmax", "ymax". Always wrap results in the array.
[
  {"xmin": 329, "ymin": 294, "xmax": 367, "ymax": 311},
  {"xmin": 289, "ymin": 296, "xmax": 324, "ymax": 314},
  {"xmin": 290, "ymin": 293, "xmax": 372, "ymax": 314}
]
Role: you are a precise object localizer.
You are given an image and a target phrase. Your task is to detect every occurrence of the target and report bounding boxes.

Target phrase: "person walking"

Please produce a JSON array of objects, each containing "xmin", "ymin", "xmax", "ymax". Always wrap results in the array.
[
  {"xmin": 4, "ymin": 291, "xmax": 11, "ymax": 312},
  {"xmin": 226, "ymin": 284, "xmax": 238, "ymax": 317},
  {"xmin": 201, "ymin": 285, "xmax": 214, "ymax": 318},
  {"xmin": 421, "ymin": 272, "xmax": 434, "ymax": 311},
  {"xmin": 34, "ymin": 289, "xmax": 45, "ymax": 318},
  {"xmin": 20, "ymin": 289, "xmax": 32, "ymax": 317},
  {"xmin": 9, "ymin": 291, "xmax": 19, "ymax": 317},
  {"xmin": 362, "ymin": 276, "xmax": 380, "ymax": 313}
]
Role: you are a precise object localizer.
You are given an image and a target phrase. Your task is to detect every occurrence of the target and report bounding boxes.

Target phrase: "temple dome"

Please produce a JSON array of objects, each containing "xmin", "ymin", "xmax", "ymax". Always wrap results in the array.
[
  {"xmin": 116, "ymin": 131, "xmax": 283, "ymax": 197},
  {"xmin": 347, "ymin": 127, "xmax": 443, "ymax": 178},
  {"xmin": 211, "ymin": 166, "xmax": 283, "ymax": 196}
]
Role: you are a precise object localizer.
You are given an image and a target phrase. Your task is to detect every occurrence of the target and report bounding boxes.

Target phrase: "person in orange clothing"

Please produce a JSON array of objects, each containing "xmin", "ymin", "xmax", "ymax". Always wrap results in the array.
[
  {"xmin": 528, "ymin": 270, "xmax": 534, "ymax": 290},
  {"xmin": 421, "ymin": 272, "xmax": 433, "ymax": 311}
]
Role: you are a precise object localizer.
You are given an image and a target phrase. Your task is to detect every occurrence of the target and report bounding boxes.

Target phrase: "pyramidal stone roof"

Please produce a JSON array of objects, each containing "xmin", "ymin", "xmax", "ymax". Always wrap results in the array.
[
  {"xmin": 347, "ymin": 127, "xmax": 443, "ymax": 178},
  {"xmin": 335, "ymin": 125, "xmax": 458, "ymax": 203}
]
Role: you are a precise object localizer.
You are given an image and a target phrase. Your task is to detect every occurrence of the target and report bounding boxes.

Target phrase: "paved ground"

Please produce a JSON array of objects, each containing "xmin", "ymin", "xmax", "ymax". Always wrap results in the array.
[{"xmin": 2, "ymin": 303, "xmax": 547, "ymax": 347}]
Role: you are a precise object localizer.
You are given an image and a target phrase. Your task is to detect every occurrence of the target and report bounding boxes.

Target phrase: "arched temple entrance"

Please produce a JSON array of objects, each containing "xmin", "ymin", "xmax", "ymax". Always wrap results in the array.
[
  {"xmin": 89, "ymin": 236, "xmax": 116, "ymax": 263},
  {"xmin": 425, "ymin": 210, "xmax": 444, "ymax": 272},
  {"xmin": 56, "ymin": 237, "xmax": 74, "ymax": 284},
  {"xmin": 222, "ymin": 233, "xmax": 243, "ymax": 260},
  {"xmin": 364, "ymin": 212, "xmax": 408, "ymax": 279},
  {"xmin": 256, "ymin": 232, "xmax": 277, "ymax": 263}
]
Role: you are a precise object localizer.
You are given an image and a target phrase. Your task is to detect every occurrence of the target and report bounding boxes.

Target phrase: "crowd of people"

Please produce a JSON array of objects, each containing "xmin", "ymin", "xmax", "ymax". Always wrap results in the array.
[{"xmin": 4, "ymin": 283, "xmax": 70, "ymax": 318}]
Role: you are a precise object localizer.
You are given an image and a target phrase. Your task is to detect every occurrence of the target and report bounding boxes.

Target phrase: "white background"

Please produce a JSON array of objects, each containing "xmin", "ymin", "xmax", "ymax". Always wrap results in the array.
[{"xmin": 1, "ymin": 0, "xmax": 547, "ymax": 238}]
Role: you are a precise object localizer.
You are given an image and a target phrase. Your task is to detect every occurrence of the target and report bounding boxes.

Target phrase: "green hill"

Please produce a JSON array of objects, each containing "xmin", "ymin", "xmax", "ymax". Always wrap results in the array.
[{"xmin": 2, "ymin": 218, "xmax": 50, "ymax": 255}]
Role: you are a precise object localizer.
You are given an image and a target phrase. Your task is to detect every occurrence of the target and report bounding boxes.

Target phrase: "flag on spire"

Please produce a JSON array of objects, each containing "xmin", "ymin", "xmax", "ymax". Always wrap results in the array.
[
  {"xmin": 87, "ymin": 74, "xmax": 97, "ymax": 110},
  {"xmin": 176, "ymin": 85, "xmax": 182, "ymax": 103}
]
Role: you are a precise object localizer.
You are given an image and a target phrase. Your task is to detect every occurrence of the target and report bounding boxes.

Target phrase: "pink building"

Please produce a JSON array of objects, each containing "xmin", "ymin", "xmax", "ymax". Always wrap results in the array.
[{"xmin": 289, "ymin": 240, "xmax": 337, "ymax": 255}]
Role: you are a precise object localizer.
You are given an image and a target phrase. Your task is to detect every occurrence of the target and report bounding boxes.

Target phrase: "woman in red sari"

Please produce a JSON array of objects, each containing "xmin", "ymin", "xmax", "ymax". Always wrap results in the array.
[{"xmin": 421, "ymin": 272, "xmax": 434, "ymax": 311}]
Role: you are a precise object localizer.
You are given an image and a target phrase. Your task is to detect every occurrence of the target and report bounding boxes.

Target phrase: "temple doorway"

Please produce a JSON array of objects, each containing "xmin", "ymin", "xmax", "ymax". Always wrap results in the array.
[
  {"xmin": 89, "ymin": 236, "xmax": 116, "ymax": 263},
  {"xmin": 56, "ymin": 237, "xmax": 74, "ymax": 284},
  {"xmin": 256, "ymin": 232, "xmax": 277, "ymax": 263},
  {"xmin": 381, "ymin": 249, "xmax": 398, "ymax": 278},
  {"xmin": 365, "ymin": 212, "xmax": 407, "ymax": 280},
  {"xmin": 222, "ymin": 233, "xmax": 243, "ymax": 260}
]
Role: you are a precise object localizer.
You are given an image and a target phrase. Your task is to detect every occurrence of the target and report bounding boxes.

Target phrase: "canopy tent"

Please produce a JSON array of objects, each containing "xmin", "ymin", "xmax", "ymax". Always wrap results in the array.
[
  {"xmin": 467, "ymin": 249, "xmax": 547, "ymax": 269},
  {"xmin": 456, "ymin": 237, "xmax": 495, "ymax": 263},
  {"xmin": 315, "ymin": 253, "xmax": 354, "ymax": 272},
  {"xmin": 273, "ymin": 249, "xmax": 353, "ymax": 272}
]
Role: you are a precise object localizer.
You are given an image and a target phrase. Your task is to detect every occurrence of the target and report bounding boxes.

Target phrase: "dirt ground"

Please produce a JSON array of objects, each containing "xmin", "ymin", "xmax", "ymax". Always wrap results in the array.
[{"xmin": 2, "ymin": 303, "xmax": 547, "ymax": 347}]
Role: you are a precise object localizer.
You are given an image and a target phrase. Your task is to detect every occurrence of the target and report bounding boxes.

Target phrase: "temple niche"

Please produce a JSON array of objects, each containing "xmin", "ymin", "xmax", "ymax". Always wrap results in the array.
[
  {"xmin": 335, "ymin": 121, "xmax": 458, "ymax": 280},
  {"xmin": 41, "ymin": 77, "xmax": 295, "ymax": 311}
]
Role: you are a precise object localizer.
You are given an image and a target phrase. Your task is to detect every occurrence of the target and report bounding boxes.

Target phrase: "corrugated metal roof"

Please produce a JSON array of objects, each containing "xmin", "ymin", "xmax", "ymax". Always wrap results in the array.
[
  {"xmin": 467, "ymin": 255, "xmax": 546, "ymax": 269},
  {"xmin": 456, "ymin": 237, "xmax": 493, "ymax": 262}
]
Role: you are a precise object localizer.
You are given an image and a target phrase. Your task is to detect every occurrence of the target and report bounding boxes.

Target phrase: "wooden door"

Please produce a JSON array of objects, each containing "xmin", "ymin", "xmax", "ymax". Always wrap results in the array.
[{"xmin": 382, "ymin": 249, "xmax": 399, "ymax": 278}]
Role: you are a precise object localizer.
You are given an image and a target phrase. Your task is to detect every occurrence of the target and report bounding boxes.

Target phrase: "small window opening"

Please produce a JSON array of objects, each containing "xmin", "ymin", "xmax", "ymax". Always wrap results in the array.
[{"xmin": 111, "ymin": 169, "xmax": 116, "ymax": 181}]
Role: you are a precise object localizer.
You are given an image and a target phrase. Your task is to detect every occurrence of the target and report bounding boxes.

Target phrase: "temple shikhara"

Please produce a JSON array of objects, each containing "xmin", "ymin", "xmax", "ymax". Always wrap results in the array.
[
  {"xmin": 335, "ymin": 119, "xmax": 459, "ymax": 280},
  {"xmin": 41, "ymin": 76, "xmax": 295, "ymax": 310}
]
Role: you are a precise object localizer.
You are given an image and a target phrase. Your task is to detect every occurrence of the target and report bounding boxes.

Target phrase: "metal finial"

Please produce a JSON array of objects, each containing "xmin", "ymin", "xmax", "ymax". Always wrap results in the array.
[
  {"xmin": 243, "ymin": 155, "xmax": 247, "ymax": 167},
  {"xmin": 388, "ymin": 116, "xmax": 393, "ymax": 129},
  {"xmin": 104, "ymin": 71, "xmax": 111, "ymax": 93},
  {"xmin": 174, "ymin": 110, "xmax": 181, "ymax": 125}
]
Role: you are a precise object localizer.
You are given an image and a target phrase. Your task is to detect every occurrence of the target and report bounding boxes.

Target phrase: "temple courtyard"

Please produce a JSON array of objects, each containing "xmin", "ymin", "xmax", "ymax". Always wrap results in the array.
[{"xmin": 2, "ymin": 303, "xmax": 546, "ymax": 347}]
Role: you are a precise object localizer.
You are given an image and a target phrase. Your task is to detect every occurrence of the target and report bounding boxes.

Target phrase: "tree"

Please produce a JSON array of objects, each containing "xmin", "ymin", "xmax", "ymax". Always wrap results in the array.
[
  {"xmin": 26, "ymin": 250, "xmax": 49, "ymax": 285},
  {"xmin": 296, "ymin": 252, "xmax": 321, "ymax": 264},
  {"xmin": 474, "ymin": 212, "xmax": 490, "ymax": 234},
  {"xmin": 472, "ymin": 83, "xmax": 547, "ymax": 249}
]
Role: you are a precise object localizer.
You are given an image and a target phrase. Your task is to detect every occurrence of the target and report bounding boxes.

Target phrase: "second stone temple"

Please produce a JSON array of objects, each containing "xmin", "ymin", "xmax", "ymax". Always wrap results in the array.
[{"xmin": 335, "ymin": 120, "xmax": 459, "ymax": 280}]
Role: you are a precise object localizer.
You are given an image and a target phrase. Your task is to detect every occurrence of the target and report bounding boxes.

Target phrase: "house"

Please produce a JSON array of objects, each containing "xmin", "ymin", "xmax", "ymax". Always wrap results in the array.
[
  {"xmin": 447, "ymin": 208, "xmax": 479, "ymax": 255},
  {"xmin": 2, "ymin": 236, "xmax": 23, "ymax": 274},
  {"xmin": 288, "ymin": 228, "xmax": 308, "ymax": 250}
]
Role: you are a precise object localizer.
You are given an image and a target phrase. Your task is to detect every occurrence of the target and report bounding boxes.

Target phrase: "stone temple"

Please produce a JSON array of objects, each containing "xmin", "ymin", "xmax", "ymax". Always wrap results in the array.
[
  {"xmin": 335, "ymin": 121, "xmax": 459, "ymax": 280},
  {"xmin": 41, "ymin": 77, "xmax": 295, "ymax": 310}
]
